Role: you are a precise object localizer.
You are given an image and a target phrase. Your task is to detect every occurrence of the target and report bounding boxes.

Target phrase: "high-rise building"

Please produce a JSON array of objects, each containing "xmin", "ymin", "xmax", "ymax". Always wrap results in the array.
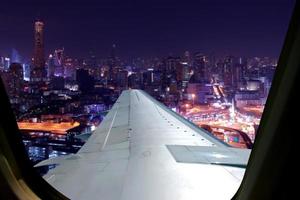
[
  {"xmin": 64, "ymin": 57, "xmax": 76, "ymax": 80},
  {"xmin": 193, "ymin": 53, "xmax": 206, "ymax": 83},
  {"xmin": 3, "ymin": 57, "xmax": 11, "ymax": 71},
  {"xmin": 86, "ymin": 51, "xmax": 98, "ymax": 69},
  {"xmin": 4, "ymin": 63, "xmax": 24, "ymax": 101},
  {"xmin": 166, "ymin": 56, "xmax": 180, "ymax": 74},
  {"xmin": 76, "ymin": 69, "xmax": 95, "ymax": 94},
  {"xmin": 47, "ymin": 54, "xmax": 55, "ymax": 78},
  {"xmin": 165, "ymin": 56, "xmax": 180, "ymax": 87},
  {"xmin": 183, "ymin": 51, "xmax": 192, "ymax": 66},
  {"xmin": 11, "ymin": 48, "xmax": 21, "ymax": 63},
  {"xmin": 31, "ymin": 19, "xmax": 46, "ymax": 81},
  {"xmin": 222, "ymin": 56, "xmax": 246, "ymax": 90},
  {"xmin": 23, "ymin": 63, "xmax": 31, "ymax": 81},
  {"xmin": 0, "ymin": 56, "xmax": 4, "ymax": 71},
  {"xmin": 128, "ymin": 73, "xmax": 141, "ymax": 89},
  {"xmin": 116, "ymin": 70, "xmax": 128, "ymax": 90},
  {"xmin": 54, "ymin": 48, "xmax": 64, "ymax": 77},
  {"xmin": 108, "ymin": 44, "xmax": 117, "ymax": 81},
  {"xmin": 223, "ymin": 56, "xmax": 234, "ymax": 88}
]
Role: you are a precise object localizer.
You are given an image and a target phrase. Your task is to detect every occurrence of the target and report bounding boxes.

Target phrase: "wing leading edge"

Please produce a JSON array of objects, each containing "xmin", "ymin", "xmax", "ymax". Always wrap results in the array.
[{"xmin": 36, "ymin": 89, "xmax": 250, "ymax": 200}]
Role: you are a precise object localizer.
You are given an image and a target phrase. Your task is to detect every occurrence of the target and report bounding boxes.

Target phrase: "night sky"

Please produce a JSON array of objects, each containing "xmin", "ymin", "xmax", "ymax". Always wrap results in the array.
[{"xmin": 0, "ymin": 0, "xmax": 295, "ymax": 60}]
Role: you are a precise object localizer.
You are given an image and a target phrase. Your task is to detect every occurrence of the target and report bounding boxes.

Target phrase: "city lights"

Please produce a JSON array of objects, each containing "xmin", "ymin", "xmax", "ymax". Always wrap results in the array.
[
  {"xmin": 0, "ymin": 3, "xmax": 285, "ymax": 165},
  {"xmin": 18, "ymin": 121, "xmax": 80, "ymax": 134}
]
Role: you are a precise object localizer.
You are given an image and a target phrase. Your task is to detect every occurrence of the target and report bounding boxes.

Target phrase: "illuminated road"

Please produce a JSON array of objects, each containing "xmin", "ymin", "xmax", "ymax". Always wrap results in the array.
[
  {"xmin": 238, "ymin": 105, "xmax": 264, "ymax": 118},
  {"xmin": 180, "ymin": 103, "xmax": 261, "ymax": 143},
  {"xmin": 198, "ymin": 124, "xmax": 253, "ymax": 148},
  {"xmin": 18, "ymin": 121, "xmax": 80, "ymax": 134}
]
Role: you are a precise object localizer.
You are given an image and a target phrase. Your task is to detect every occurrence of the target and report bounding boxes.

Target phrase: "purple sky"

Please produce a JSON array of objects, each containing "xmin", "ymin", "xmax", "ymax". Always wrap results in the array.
[{"xmin": 0, "ymin": 0, "xmax": 295, "ymax": 60}]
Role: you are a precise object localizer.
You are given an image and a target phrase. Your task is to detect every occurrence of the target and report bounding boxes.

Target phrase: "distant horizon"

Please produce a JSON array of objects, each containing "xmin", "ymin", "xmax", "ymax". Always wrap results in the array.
[{"xmin": 0, "ymin": 46, "xmax": 280, "ymax": 64}]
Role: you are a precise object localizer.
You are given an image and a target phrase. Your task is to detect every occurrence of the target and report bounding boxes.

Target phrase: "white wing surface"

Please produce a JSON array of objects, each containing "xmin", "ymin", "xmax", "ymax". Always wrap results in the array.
[{"xmin": 36, "ymin": 89, "xmax": 250, "ymax": 200}]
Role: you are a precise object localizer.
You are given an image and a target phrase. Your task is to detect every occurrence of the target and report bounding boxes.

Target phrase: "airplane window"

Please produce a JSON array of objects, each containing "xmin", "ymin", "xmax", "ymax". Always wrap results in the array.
[{"xmin": 0, "ymin": 0, "xmax": 295, "ymax": 199}]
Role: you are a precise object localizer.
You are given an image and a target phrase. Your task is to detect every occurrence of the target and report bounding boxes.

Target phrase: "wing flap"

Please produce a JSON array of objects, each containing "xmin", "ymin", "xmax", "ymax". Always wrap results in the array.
[{"xmin": 167, "ymin": 145, "xmax": 250, "ymax": 167}]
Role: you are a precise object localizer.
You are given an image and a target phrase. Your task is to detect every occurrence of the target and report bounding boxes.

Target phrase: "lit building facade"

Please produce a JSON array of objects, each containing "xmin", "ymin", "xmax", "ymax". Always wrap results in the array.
[{"xmin": 31, "ymin": 19, "xmax": 46, "ymax": 82}]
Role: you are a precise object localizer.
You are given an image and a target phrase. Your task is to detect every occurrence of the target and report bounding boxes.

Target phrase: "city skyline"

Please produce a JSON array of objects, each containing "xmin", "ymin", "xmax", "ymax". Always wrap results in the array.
[
  {"xmin": 0, "ymin": 0, "xmax": 295, "ymax": 60},
  {"xmin": 0, "ymin": 0, "xmax": 292, "ymax": 152}
]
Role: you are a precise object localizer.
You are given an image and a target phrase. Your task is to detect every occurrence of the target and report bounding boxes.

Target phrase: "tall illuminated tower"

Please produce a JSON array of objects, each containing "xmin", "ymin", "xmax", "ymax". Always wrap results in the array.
[{"xmin": 31, "ymin": 19, "xmax": 46, "ymax": 81}]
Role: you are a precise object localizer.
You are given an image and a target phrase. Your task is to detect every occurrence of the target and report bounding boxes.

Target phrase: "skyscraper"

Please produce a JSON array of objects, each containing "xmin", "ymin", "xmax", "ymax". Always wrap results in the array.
[
  {"xmin": 31, "ymin": 19, "xmax": 46, "ymax": 81},
  {"xmin": 76, "ymin": 69, "xmax": 95, "ymax": 94},
  {"xmin": 47, "ymin": 54, "xmax": 55, "ymax": 78},
  {"xmin": 193, "ymin": 53, "xmax": 206, "ymax": 83},
  {"xmin": 108, "ymin": 44, "xmax": 119, "ymax": 82},
  {"xmin": 53, "ymin": 48, "xmax": 64, "ymax": 76},
  {"xmin": 223, "ymin": 56, "xmax": 234, "ymax": 88}
]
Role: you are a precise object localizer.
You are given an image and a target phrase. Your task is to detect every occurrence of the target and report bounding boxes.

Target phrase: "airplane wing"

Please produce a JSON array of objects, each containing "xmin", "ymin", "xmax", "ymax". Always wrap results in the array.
[{"xmin": 35, "ymin": 89, "xmax": 250, "ymax": 200}]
